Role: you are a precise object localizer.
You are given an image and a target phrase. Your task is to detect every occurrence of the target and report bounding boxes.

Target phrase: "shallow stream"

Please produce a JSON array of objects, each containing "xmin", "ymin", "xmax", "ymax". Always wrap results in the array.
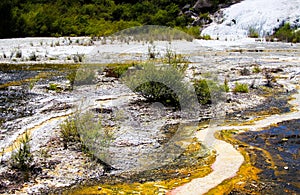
[{"xmin": 236, "ymin": 119, "xmax": 300, "ymax": 194}]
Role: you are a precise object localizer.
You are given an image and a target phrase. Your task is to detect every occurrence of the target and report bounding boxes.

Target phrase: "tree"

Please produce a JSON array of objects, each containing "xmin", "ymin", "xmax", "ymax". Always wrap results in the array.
[{"xmin": 0, "ymin": 0, "xmax": 15, "ymax": 38}]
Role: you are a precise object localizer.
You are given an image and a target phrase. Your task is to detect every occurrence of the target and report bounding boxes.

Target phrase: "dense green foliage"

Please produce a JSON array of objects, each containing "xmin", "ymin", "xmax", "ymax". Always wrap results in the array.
[
  {"xmin": 0, "ymin": 0, "xmax": 197, "ymax": 38},
  {"xmin": 0, "ymin": 0, "xmax": 239, "ymax": 38},
  {"xmin": 105, "ymin": 63, "xmax": 135, "ymax": 78},
  {"xmin": 124, "ymin": 63, "xmax": 190, "ymax": 108},
  {"xmin": 273, "ymin": 23, "xmax": 300, "ymax": 43}
]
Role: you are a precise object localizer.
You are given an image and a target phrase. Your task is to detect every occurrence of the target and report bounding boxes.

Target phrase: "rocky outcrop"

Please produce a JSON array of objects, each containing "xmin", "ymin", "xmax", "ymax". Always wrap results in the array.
[
  {"xmin": 201, "ymin": 0, "xmax": 300, "ymax": 39},
  {"xmin": 192, "ymin": 0, "xmax": 242, "ymax": 13},
  {"xmin": 193, "ymin": 0, "xmax": 214, "ymax": 13},
  {"xmin": 181, "ymin": 0, "xmax": 242, "ymax": 27}
]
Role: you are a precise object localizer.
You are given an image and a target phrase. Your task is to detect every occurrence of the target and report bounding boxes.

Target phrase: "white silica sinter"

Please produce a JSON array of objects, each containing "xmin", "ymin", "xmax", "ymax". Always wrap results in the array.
[{"xmin": 201, "ymin": 0, "xmax": 300, "ymax": 39}]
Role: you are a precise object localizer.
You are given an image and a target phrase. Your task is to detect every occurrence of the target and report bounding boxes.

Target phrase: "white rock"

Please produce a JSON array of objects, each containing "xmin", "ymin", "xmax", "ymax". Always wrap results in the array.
[{"xmin": 202, "ymin": 0, "xmax": 300, "ymax": 39}]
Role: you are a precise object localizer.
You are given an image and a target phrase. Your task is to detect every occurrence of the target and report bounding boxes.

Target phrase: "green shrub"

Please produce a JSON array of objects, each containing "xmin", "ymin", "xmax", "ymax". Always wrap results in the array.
[
  {"xmin": 233, "ymin": 82, "xmax": 249, "ymax": 93},
  {"xmin": 252, "ymin": 66, "xmax": 261, "ymax": 73},
  {"xmin": 124, "ymin": 63, "xmax": 191, "ymax": 108},
  {"xmin": 273, "ymin": 23, "xmax": 300, "ymax": 43},
  {"xmin": 48, "ymin": 83, "xmax": 62, "ymax": 92},
  {"xmin": 194, "ymin": 79, "xmax": 227, "ymax": 104},
  {"xmin": 200, "ymin": 34, "xmax": 212, "ymax": 40},
  {"xmin": 68, "ymin": 67, "xmax": 96, "ymax": 87},
  {"xmin": 164, "ymin": 48, "xmax": 189, "ymax": 72},
  {"xmin": 194, "ymin": 79, "xmax": 211, "ymax": 104},
  {"xmin": 223, "ymin": 78, "xmax": 230, "ymax": 93},
  {"xmin": 60, "ymin": 118, "xmax": 81, "ymax": 146},
  {"xmin": 48, "ymin": 83, "xmax": 57, "ymax": 90},
  {"xmin": 248, "ymin": 27, "xmax": 259, "ymax": 38},
  {"xmin": 75, "ymin": 111, "xmax": 114, "ymax": 159},
  {"xmin": 60, "ymin": 112, "xmax": 114, "ymax": 161},
  {"xmin": 183, "ymin": 26, "xmax": 200, "ymax": 39},
  {"xmin": 10, "ymin": 132, "xmax": 33, "ymax": 172},
  {"xmin": 73, "ymin": 54, "xmax": 84, "ymax": 63},
  {"xmin": 240, "ymin": 68, "xmax": 251, "ymax": 76}
]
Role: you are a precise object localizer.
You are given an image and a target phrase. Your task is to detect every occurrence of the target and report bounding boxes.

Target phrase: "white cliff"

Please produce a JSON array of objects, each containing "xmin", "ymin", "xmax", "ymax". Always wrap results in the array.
[{"xmin": 201, "ymin": 0, "xmax": 300, "ymax": 39}]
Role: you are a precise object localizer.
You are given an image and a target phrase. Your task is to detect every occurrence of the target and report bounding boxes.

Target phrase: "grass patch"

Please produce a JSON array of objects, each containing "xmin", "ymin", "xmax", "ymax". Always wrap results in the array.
[
  {"xmin": 252, "ymin": 65, "xmax": 261, "ymax": 73},
  {"xmin": 233, "ymin": 82, "xmax": 249, "ymax": 93},
  {"xmin": 59, "ymin": 112, "xmax": 115, "ymax": 161},
  {"xmin": 48, "ymin": 83, "xmax": 61, "ymax": 92}
]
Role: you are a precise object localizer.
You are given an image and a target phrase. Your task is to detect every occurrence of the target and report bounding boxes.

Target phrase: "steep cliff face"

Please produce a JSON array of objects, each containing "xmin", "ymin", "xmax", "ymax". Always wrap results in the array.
[{"xmin": 200, "ymin": 0, "xmax": 300, "ymax": 39}]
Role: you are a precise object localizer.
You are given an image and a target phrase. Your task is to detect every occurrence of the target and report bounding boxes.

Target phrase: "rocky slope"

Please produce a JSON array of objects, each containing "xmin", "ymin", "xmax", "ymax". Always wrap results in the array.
[{"xmin": 201, "ymin": 0, "xmax": 300, "ymax": 39}]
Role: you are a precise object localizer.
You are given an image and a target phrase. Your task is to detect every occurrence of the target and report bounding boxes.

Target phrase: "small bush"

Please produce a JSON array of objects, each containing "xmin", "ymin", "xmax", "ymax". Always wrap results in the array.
[
  {"xmin": 194, "ymin": 79, "xmax": 227, "ymax": 104},
  {"xmin": 184, "ymin": 26, "xmax": 200, "ymax": 39},
  {"xmin": 124, "ymin": 63, "xmax": 191, "ymax": 108},
  {"xmin": 60, "ymin": 112, "xmax": 114, "ymax": 162},
  {"xmin": 164, "ymin": 48, "xmax": 188, "ymax": 72},
  {"xmin": 194, "ymin": 79, "xmax": 211, "ymax": 104},
  {"xmin": 248, "ymin": 27, "xmax": 259, "ymax": 38},
  {"xmin": 10, "ymin": 132, "xmax": 33, "ymax": 172},
  {"xmin": 200, "ymin": 34, "xmax": 212, "ymax": 40},
  {"xmin": 16, "ymin": 50, "xmax": 22, "ymax": 58},
  {"xmin": 29, "ymin": 52, "xmax": 37, "ymax": 61},
  {"xmin": 73, "ymin": 54, "xmax": 84, "ymax": 63},
  {"xmin": 240, "ymin": 68, "xmax": 251, "ymax": 76},
  {"xmin": 60, "ymin": 118, "xmax": 81, "ymax": 148},
  {"xmin": 68, "ymin": 67, "xmax": 95, "ymax": 86},
  {"xmin": 223, "ymin": 78, "xmax": 230, "ymax": 93},
  {"xmin": 233, "ymin": 82, "xmax": 249, "ymax": 93},
  {"xmin": 252, "ymin": 66, "xmax": 261, "ymax": 73},
  {"xmin": 147, "ymin": 45, "xmax": 159, "ymax": 59},
  {"xmin": 48, "ymin": 83, "xmax": 61, "ymax": 92}
]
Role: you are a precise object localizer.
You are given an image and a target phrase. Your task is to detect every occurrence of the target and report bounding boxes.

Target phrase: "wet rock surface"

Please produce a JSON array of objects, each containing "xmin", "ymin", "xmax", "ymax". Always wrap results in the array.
[{"xmin": 235, "ymin": 119, "xmax": 300, "ymax": 194}]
